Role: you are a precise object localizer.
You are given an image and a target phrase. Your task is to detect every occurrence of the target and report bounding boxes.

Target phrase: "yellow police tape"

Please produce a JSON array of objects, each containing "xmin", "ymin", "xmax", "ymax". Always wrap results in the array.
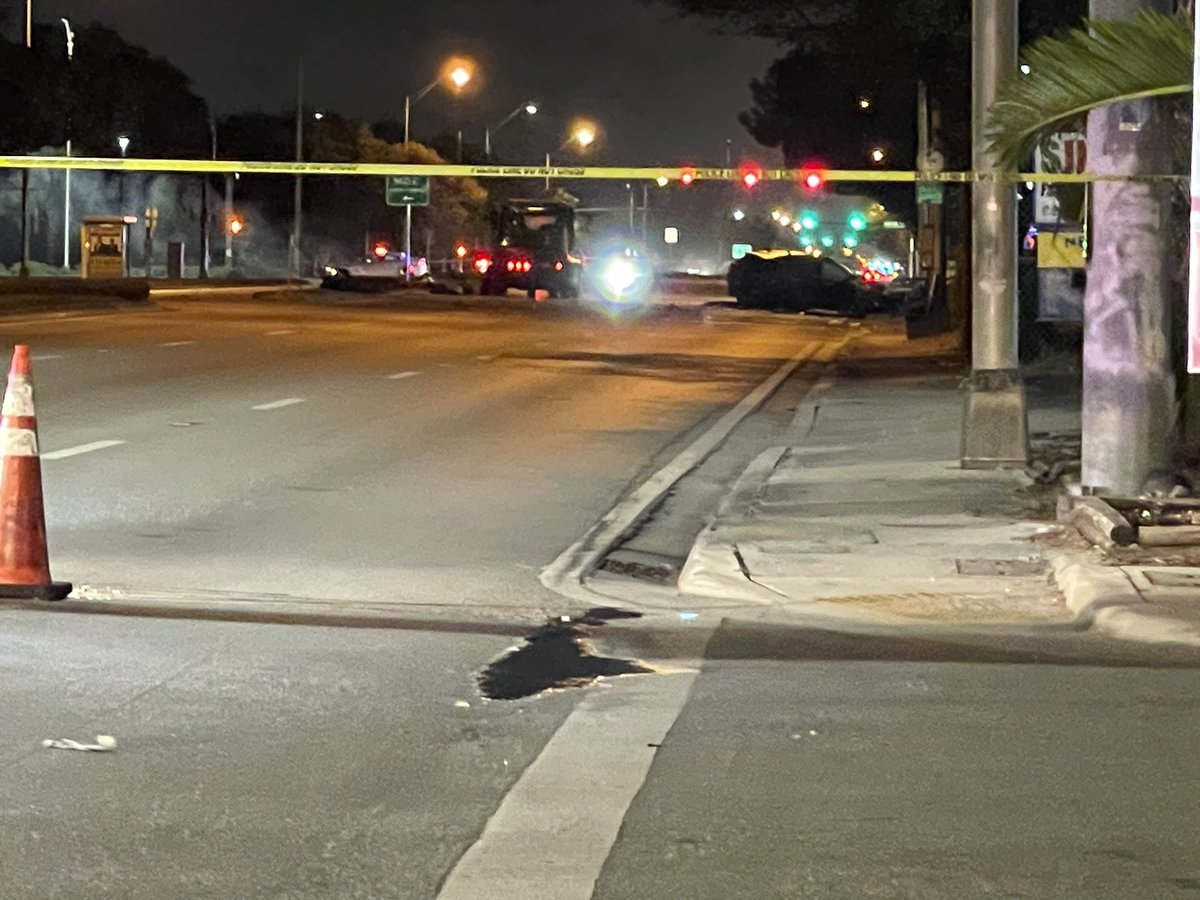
[{"xmin": 0, "ymin": 155, "xmax": 1185, "ymax": 183}]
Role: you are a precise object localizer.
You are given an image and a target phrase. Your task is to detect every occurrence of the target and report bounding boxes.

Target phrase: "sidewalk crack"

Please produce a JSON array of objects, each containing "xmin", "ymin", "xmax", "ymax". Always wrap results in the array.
[{"xmin": 732, "ymin": 544, "xmax": 790, "ymax": 598}]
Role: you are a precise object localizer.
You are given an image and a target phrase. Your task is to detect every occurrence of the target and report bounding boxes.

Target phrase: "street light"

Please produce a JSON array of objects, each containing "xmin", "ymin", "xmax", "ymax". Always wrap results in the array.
[
  {"xmin": 545, "ymin": 120, "xmax": 599, "ymax": 190},
  {"xmin": 61, "ymin": 17, "xmax": 74, "ymax": 271},
  {"xmin": 117, "ymin": 135, "xmax": 130, "ymax": 157},
  {"xmin": 732, "ymin": 209, "xmax": 745, "ymax": 222},
  {"xmin": 485, "ymin": 100, "xmax": 538, "ymax": 158},
  {"xmin": 870, "ymin": 147, "xmax": 887, "ymax": 164},
  {"xmin": 402, "ymin": 56, "xmax": 477, "ymax": 279}
]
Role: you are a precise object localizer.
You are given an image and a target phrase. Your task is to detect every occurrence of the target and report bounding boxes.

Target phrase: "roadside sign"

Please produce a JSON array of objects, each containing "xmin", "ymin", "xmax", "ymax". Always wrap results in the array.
[
  {"xmin": 1037, "ymin": 231, "xmax": 1086, "ymax": 269},
  {"xmin": 663, "ymin": 227, "xmax": 679, "ymax": 245},
  {"xmin": 1034, "ymin": 132, "xmax": 1087, "ymax": 224},
  {"xmin": 386, "ymin": 175, "xmax": 430, "ymax": 207},
  {"xmin": 916, "ymin": 182, "xmax": 944, "ymax": 205},
  {"xmin": 731, "ymin": 243, "xmax": 753, "ymax": 260}
]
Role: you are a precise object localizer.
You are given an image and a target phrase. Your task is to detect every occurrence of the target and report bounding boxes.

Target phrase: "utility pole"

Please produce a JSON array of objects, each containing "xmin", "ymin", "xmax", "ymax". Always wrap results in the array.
[
  {"xmin": 200, "ymin": 120, "xmax": 215, "ymax": 279},
  {"xmin": 19, "ymin": 12, "xmax": 31, "ymax": 278},
  {"xmin": 1081, "ymin": 0, "xmax": 1174, "ymax": 492},
  {"xmin": 61, "ymin": 17, "xmax": 74, "ymax": 272},
  {"xmin": 290, "ymin": 61, "xmax": 304, "ymax": 280},
  {"xmin": 960, "ymin": 0, "xmax": 1028, "ymax": 468},
  {"xmin": 403, "ymin": 94, "xmax": 413, "ymax": 282}
]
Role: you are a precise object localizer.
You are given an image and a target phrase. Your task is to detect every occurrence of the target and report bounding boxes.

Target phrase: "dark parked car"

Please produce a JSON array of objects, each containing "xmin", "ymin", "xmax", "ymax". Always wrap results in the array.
[{"xmin": 728, "ymin": 251, "xmax": 874, "ymax": 316}]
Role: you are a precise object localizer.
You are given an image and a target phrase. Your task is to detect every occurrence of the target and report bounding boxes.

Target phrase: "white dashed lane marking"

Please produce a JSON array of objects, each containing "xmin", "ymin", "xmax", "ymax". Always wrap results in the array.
[
  {"xmin": 266, "ymin": 330, "xmax": 296, "ymax": 336},
  {"xmin": 159, "ymin": 341, "xmax": 198, "ymax": 347},
  {"xmin": 42, "ymin": 440, "xmax": 126, "ymax": 460},
  {"xmin": 386, "ymin": 371, "xmax": 422, "ymax": 380},
  {"xmin": 251, "ymin": 398, "xmax": 307, "ymax": 411},
  {"xmin": 31, "ymin": 354, "xmax": 62, "ymax": 361}
]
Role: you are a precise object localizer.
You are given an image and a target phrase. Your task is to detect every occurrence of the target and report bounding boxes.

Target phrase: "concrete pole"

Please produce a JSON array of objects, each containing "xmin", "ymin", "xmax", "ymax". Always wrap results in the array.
[
  {"xmin": 1081, "ymin": 0, "xmax": 1174, "ymax": 492},
  {"xmin": 960, "ymin": 0, "xmax": 1028, "ymax": 468}
]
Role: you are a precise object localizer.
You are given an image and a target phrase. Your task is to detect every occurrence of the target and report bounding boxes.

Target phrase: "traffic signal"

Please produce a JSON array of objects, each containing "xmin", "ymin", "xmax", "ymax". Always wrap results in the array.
[
  {"xmin": 801, "ymin": 169, "xmax": 824, "ymax": 192},
  {"xmin": 454, "ymin": 241, "xmax": 470, "ymax": 260},
  {"xmin": 799, "ymin": 210, "xmax": 819, "ymax": 231},
  {"xmin": 372, "ymin": 241, "xmax": 390, "ymax": 260},
  {"xmin": 847, "ymin": 211, "xmax": 868, "ymax": 232},
  {"xmin": 680, "ymin": 167, "xmax": 696, "ymax": 186},
  {"xmin": 740, "ymin": 163, "xmax": 763, "ymax": 189},
  {"xmin": 227, "ymin": 214, "xmax": 244, "ymax": 236}
]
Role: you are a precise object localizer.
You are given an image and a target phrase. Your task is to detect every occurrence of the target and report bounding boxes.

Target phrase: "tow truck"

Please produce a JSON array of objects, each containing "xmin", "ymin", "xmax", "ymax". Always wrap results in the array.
[{"xmin": 474, "ymin": 199, "xmax": 582, "ymax": 298}]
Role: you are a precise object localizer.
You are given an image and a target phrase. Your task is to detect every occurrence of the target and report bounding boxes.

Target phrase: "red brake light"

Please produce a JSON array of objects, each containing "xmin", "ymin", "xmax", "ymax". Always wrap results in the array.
[{"xmin": 554, "ymin": 261, "xmax": 564, "ymax": 272}]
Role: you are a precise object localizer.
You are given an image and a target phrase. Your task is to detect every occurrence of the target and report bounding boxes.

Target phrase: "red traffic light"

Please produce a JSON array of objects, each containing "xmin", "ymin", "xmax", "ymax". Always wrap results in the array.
[
  {"xmin": 227, "ymin": 215, "xmax": 244, "ymax": 236},
  {"xmin": 680, "ymin": 168, "xmax": 696, "ymax": 186},
  {"xmin": 801, "ymin": 168, "xmax": 825, "ymax": 192},
  {"xmin": 740, "ymin": 164, "xmax": 763, "ymax": 189},
  {"xmin": 372, "ymin": 241, "xmax": 390, "ymax": 260}
]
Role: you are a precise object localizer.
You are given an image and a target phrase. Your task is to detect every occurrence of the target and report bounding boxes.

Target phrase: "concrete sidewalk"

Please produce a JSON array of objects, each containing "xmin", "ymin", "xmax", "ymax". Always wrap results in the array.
[{"xmin": 674, "ymin": 361, "xmax": 1200, "ymax": 646}]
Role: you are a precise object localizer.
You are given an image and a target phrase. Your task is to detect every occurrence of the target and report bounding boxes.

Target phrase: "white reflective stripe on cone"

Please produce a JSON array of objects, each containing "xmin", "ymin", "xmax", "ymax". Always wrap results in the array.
[
  {"xmin": 1, "ymin": 377, "xmax": 34, "ymax": 418},
  {"xmin": 1, "ymin": 428, "xmax": 38, "ymax": 457}
]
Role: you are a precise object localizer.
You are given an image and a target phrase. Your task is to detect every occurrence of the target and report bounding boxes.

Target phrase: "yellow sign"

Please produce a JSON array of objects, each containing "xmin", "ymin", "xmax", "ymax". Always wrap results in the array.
[{"xmin": 1037, "ymin": 231, "xmax": 1087, "ymax": 269}]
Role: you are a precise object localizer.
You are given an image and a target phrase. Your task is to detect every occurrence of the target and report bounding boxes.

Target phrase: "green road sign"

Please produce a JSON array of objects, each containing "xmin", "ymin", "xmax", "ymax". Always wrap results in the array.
[
  {"xmin": 916, "ymin": 182, "xmax": 944, "ymax": 205},
  {"xmin": 386, "ymin": 175, "xmax": 430, "ymax": 207}
]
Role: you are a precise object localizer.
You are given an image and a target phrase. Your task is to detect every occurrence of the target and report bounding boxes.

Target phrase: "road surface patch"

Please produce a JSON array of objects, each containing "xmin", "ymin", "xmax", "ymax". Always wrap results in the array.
[
  {"xmin": 251, "ymin": 398, "xmax": 306, "ymax": 411},
  {"xmin": 478, "ymin": 621, "xmax": 650, "ymax": 700},
  {"xmin": 42, "ymin": 440, "xmax": 126, "ymax": 460}
]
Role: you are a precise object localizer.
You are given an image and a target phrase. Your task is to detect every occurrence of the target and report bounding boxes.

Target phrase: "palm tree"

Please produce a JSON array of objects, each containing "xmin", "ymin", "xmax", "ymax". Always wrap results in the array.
[
  {"xmin": 987, "ymin": 10, "xmax": 1191, "ymax": 167},
  {"xmin": 987, "ymin": 6, "xmax": 1191, "ymax": 495}
]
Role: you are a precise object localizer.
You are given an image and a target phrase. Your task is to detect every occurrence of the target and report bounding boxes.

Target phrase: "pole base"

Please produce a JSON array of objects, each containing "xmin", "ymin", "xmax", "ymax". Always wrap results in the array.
[
  {"xmin": 961, "ymin": 369, "xmax": 1029, "ymax": 469},
  {"xmin": 0, "ymin": 581, "xmax": 73, "ymax": 602}
]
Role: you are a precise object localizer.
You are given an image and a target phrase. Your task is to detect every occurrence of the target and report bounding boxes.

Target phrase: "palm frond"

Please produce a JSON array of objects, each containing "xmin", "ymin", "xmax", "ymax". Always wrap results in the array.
[{"xmin": 987, "ymin": 10, "xmax": 1193, "ymax": 168}]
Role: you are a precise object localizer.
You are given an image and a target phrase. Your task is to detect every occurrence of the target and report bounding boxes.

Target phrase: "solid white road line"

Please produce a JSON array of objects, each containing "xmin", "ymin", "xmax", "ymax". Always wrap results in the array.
[
  {"xmin": 42, "ymin": 440, "xmax": 126, "ymax": 460},
  {"xmin": 436, "ymin": 671, "xmax": 697, "ymax": 900},
  {"xmin": 159, "ymin": 340, "xmax": 197, "ymax": 347},
  {"xmin": 251, "ymin": 398, "xmax": 306, "ymax": 411},
  {"xmin": 541, "ymin": 339, "xmax": 840, "ymax": 601},
  {"xmin": 386, "ymin": 371, "xmax": 422, "ymax": 380}
]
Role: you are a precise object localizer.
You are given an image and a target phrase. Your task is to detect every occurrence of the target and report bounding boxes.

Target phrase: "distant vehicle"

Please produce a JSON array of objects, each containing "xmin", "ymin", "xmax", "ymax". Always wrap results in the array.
[
  {"xmin": 728, "ymin": 251, "xmax": 874, "ymax": 316},
  {"xmin": 321, "ymin": 245, "xmax": 427, "ymax": 290},
  {"xmin": 475, "ymin": 200, "xmax": 583, "ymax": 298}
]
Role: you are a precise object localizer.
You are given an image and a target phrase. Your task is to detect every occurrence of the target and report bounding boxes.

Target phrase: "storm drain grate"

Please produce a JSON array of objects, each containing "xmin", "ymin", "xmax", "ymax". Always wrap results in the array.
[{"xmin": 478, "ymin": 621, "xmax": 650, "ymax": 700}]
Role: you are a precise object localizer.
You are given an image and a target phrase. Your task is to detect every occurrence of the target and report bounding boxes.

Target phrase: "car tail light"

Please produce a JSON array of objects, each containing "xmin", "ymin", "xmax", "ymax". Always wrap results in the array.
[{"xmin": 554, "ymin": 261, "xmax": 564, "ymax": 272}]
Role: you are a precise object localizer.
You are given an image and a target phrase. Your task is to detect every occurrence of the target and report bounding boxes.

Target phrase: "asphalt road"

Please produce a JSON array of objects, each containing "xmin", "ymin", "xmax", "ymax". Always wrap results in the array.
[
  {"xmin": 2, "ymin": 291, "xmax": 1197, "ymax": 898},
  {"xmin": 14, "ymin": 292, "xmax": 824, "ymax": 614}
]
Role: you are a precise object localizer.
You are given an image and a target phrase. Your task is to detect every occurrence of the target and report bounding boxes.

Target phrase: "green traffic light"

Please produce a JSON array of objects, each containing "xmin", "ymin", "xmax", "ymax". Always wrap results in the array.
[
  {"xmin": 799, "ymin": 211, "xmax": 819, "ymax": 231},
  {"xmin": 847, "ymin": 212, "xmax": 868, "ymax": 232},
  {"xmin": 843, "ymin": 234, "xmax": 859, "ymax": 249},
  {"xmin": 819, "ymin": 234, "xmax": 835, "ymax": 249}
]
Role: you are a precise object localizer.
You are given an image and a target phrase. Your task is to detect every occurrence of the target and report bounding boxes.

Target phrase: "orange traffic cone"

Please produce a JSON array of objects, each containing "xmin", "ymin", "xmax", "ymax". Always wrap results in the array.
[{"xmin": 0, "ymin": 346, "xmax": 70, "ymax": 600}]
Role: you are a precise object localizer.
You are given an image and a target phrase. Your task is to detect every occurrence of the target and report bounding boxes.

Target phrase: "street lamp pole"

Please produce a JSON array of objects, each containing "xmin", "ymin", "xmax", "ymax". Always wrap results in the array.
[
  {"xmin": 403, "ymin": 78, "xmax": 439, "ymax": 283},
  {"xmin": 19, "ymin": 5, "xmax": 32, "ymax": 277},
  {"xmin": 961, "ymin": 0, "xmax": 1027, "ymax": 467},
  {"xmin": 485, "ymin": 102, "xmax": 538, "ymax": 160},
  {"xmin": 61, "ymin": 18, "xmax": 74, "ymax": 271},
  {"xmin": 291, "ymin": 61, "xmax": 304, "ymax": 280}
]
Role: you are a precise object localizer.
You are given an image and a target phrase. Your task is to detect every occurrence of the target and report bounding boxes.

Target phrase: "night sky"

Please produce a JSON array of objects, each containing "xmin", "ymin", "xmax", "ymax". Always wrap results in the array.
[{"xmin": 37, "ymin": 0, "xmax": 781, "ymax": 167}]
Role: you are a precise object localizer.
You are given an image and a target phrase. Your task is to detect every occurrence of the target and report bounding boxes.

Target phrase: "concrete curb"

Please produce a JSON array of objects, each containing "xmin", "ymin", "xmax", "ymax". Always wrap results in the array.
[
  {"xmin": 677, "ymin": 447, "xmax": 789, "ymax": 604},
  {"xmin": 1051, "ymin": 555, "xmax": 1200, "ymax": 648}
]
